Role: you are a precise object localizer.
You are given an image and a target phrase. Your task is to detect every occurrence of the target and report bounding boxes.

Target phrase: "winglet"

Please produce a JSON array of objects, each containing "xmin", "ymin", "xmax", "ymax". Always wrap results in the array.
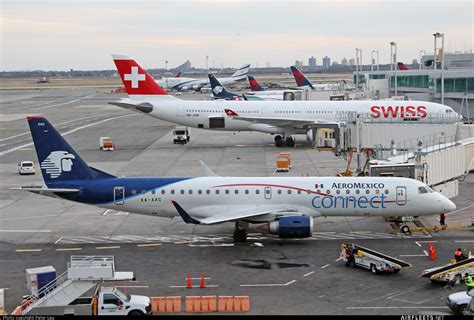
[
  {"xmin": 171, "ymin": 201, "xmax": 201, "ymax": 224},
  {"xmin": 224, "ymin": 109, "xmax": 239, "ymax": 116},
  {"xmin": 198, "ymin": 160, "xmax": 219, "ymax": 177}
]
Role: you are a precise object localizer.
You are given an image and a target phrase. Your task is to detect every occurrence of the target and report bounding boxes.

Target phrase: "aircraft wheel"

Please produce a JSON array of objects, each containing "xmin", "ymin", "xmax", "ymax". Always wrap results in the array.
[
  {"xmin": 275, "ymin": 135, "xmax": 283, "ymax": 147},
  {"xmin": 285, "ymin": 137, "xmax": 295, "ymax": 148},
  {"xmin": 400, "ymin": 225, "xmax": 410, "ymax": 234},
  {"xmin": 233, "ymin": 229, "xmax": 247, "ymax": 243}
]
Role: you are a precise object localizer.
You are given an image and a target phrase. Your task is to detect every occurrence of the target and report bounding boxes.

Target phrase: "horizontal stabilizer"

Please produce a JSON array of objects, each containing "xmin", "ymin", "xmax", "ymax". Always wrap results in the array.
[{"xmin": 198, "ymin": 160, "xmax": 219, "ymax": 177}]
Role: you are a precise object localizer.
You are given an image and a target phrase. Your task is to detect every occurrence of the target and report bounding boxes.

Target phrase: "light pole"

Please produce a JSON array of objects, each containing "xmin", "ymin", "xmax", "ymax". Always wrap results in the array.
[
  {"xmin": 206, "ymin": 55, "xmax": 209, "ymax": 70},
  {"xmin": 418, "ymin": 50, "xmax": 425, "ymax": 70},
  {"xmin": 165, "ymin": 60, "xmax": 168, "ymax": 71},
  {"xmin": 355, "ymin": 48, "xmax": 362, "ymax": 89},
  {"xmin": 390, "ymin": 42, "xmax": 397, "ymax": 96},
  {"xmin": 375, "ymin": 50, "xmax": 379, "ymax": 71},
  {"xmin": 433, "ymin": 33, "xmax": 445, "ymax": 104},
  {"xmin": 371, "ymin": 50, "xmax": 375, "ymax": 72}
]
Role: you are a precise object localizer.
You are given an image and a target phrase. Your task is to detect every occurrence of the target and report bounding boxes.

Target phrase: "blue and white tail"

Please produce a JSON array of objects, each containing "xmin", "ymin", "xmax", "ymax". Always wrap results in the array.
[
  {"xmin": 230, "ymin": 64, "xmax": 251, "ymax": 80},
  {"xmin": 27, "ymin": 116, "xmax": 114, "ymax": 184}
]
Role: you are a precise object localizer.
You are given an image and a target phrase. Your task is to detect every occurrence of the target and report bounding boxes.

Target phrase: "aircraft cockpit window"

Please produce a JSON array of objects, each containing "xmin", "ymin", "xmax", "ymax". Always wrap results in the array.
[
  {"xmin": 418, "ymin": 186, "xmax": 429, "ymax": 194},
  {"xmin": 426, "ymin": 187, "xmax": 434, "ymax": 193},
  {"xmin": 445, "ymin": 109, "xmax": 452, "ymax": 113}
]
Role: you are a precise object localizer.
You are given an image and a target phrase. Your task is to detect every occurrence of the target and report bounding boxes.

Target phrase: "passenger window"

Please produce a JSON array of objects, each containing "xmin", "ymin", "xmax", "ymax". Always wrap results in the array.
[
  {"xmin": 365, "ymin": 190, "xmax": 370, "ymax": 194},
  {"xmin": 161, "ymin": 190, "xmax": 165, "ymax": 194},
  {"xmin": 316, "ymin": 189, "xmax": 321, "ymax": 194},
  {"xmin": 256, "ymin": 190, "xmax": 260, "ymax": 194},
  {"xmin": 375, "ymin": 190, "xmax": 380, "ymax": 194},
  {"xmin": 326, "ymin": 190, "xmax": 330, "ymax": 195},
  {"xmin": 103, "ymin": 294, "xmax": 121, "ymax": 306},
  {"xmin": 356, "ymin": 190, "xmax": 360, "ymax": 194},
  {"xmin": 297, "ymin": 190, "xmax": 302, "ymax": 194},
  {"xmin": 245, "ymin": 190, "xmax": 249, "ymax": 194},
  {"xmin": 277, "ymin": 190, "xmax": 282, "ymax": 194},
  {"xmin": 171, "ymin": 190, "xmax": 175, "ymax": 194},
  {"xmin": 336, "ymin": 190, "xmax": 341, "ymax": 194},
  {"xmin": 188, "ymin": 190, "xmax": 193, "ymax": 194},
  {"xmin": 206, "ymin": 190, "xmax": 210, "ymax": 194},
  {"xmin": 346, "ymin": 190, "xmax": 350, "ymax": 194},
  {"xmin": 180, "ymin": 190, "xmax": 185, "ymax": 194},
  {"xmin": 288, "ymin": 190, "xmax": 292, "ymax": 194},
  {"xmin": 234, "ymin": 190, "xmax": 239, "ymax": 194},
  {"xmin": 198, "ymin": 190, "xmax": 202, "ymax": 194},
  {"xmin": 225, "ymin": 190, "xmax": 230, "ymax": 194},
  {"xmin": 215, "ymin": 190, "xmax": 220, "ymax": 195},
  {"xmin": 151, "ymin": 190, "xmax": 155, "ymax": 194},
  {"xmin": 384, "ymin": 190, "xmax": 389, "ymax": 194}
]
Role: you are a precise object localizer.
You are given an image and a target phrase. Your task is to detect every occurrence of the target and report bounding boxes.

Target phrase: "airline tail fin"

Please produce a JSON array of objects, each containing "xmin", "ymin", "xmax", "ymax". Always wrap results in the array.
[
  {"xmin": 112, "ymin": 54, "xmax": 170, "ymax": 96},
  {"xmin": 27, "ymin": 116, "xmax": 115, "ymax": 185},
  {"xmin": 248, "ymin": 76, "xmax": 265, "ymax": 91},
  {"xmin": 208, "ymin": 74, "xmax": 242, "ymax": 100},
  {"xmin": 397, "ymin": 62, "xmax": 409, "ymax": 70},
  {"xmin": 290, "ymin": 66, "xmax": 314, "ymax": 89},
  {"xmin": 230, "ymin": 64, "xmax": 251, "ymax": 79}
]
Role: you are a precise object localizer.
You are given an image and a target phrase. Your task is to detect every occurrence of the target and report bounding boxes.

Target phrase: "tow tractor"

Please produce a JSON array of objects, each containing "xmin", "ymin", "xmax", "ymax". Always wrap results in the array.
[
  {"xmin": 421, "ymin": 253, "xmax": 473, "ymax": 286},
  {"xmin": 341, "ymin": 243, "xmax": 412, "ymax": 274}
]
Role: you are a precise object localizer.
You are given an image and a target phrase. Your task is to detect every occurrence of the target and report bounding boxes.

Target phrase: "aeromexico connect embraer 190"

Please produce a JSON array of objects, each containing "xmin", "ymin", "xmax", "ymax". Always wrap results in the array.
[
  {"xmin": 110, "ymin": 55, "xmax": 461, "ymax": 148},
  {"xmin": 17, "ymin": 116, "xmax": 456, "ymax": 242}
]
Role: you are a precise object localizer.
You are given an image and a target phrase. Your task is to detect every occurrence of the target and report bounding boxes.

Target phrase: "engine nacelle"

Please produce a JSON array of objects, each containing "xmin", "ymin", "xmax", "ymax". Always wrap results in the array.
[
  {"xmin": 268, "ymin": 216, "xmax": 313, "ymax": 238},
  {"xmin": 192, "ymin": 84, "xmax": 200, "ymax": 90},
  {"xmin": 180, "ymin": 86, "xmax": 189, "ymax": 91}
]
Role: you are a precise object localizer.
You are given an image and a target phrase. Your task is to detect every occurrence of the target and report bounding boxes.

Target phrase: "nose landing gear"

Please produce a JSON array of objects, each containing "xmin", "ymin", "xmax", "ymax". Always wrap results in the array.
[{"xmin": 274, "ymin": 135, "xmax": 295, "ymax": 148}]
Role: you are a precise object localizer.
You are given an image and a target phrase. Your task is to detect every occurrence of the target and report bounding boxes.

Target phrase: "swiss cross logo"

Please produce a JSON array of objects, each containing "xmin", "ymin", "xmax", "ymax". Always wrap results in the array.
[{"xmin": 124, "ymin": 66, "xmax": 145, "ymax": 88}]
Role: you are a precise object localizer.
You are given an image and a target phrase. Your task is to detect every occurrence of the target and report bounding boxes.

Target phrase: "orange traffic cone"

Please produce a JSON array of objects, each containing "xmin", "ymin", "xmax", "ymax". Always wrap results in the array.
[
  {"xmin": 187, "ymin": 273, "xmax": 192, "ymax": 289},
  {"xmin": 200, "ymin": 274, "xmax": 206, "ymax": 288},
  {"xmin": 429, "ymin": 243, "xmax": 437, "ymax": 260}
]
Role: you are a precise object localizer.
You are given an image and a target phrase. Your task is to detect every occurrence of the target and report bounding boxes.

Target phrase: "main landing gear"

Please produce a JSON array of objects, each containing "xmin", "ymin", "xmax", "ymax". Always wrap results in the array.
[
  {"xmin": 233, "ymin": 221, "xmax": 248, "ymax": 243},
  {"xmin": 274, "ymin": 135, "xmax": 295, "ymax": 148}
]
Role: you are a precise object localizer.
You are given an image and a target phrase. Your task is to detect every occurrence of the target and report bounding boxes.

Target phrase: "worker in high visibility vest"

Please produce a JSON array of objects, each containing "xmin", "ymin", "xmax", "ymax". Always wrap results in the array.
[{"xmin": 465, "ymin": 275, "xmax": 474, "ymax": 293}]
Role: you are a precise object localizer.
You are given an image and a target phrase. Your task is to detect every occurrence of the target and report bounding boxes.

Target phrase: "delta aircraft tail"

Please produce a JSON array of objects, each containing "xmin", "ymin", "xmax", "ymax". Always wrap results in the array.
[
  {"xmin": 248, "ymin": 76, "xmax": 265, "ymax": 91},
  {"xmin": 290, "ymin": 66, "xmax": 314, "ymax": 89}
]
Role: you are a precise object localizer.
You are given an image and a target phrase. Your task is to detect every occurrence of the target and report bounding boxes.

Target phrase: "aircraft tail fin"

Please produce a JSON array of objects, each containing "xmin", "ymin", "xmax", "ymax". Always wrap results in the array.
[
  {"xmin": 230, "ymin": 64, "xmax": 251, "ymax": 79},
  {"xmin": 248, "ymin": 76, "xmax": 265, "ymax": 91},
  {"xmin": 27, "ymin": 116, "xmax": 115, "ymax": 185},
  {"xmin": 112, "ymin": 54, "xmax": 172, "ymax": 97},
  {"xmin": 209, "ymin": 74, "xmax": 242, "ymax": 100},
  {"xmin": 290, "ymin": 66, "xmax": 314, "ymax": 89},
  {"xmin": 397, "ymin": 62, "xmax": 409, "ymax": 70}
]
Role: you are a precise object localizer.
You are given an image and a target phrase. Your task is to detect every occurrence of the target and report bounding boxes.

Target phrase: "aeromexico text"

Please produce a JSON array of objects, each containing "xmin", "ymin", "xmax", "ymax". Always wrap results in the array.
[{"xmin": 331, "ymin": 182, "xmax": 385, "ymax": 189}]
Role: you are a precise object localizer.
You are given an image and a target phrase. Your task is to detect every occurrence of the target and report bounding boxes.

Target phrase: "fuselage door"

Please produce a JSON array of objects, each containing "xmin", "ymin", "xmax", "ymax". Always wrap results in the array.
[
  {"xmin": 396, "ymin": 186, "xmax": 407, "ymax": 206},
  {"xmin": 264, "ymin": 187, "xmax": 272, "ymax": 200},
  {"xmin": 177, "ymin": 105, "xmax": 186, "ymax": 117},
  {"xmin": 114, "ymin": 186, "xmax": 125, "ymax": 205}
]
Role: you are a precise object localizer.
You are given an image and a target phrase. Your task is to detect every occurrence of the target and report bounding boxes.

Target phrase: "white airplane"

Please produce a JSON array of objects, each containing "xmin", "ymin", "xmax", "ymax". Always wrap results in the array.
[
  {"xmin": 156, "ymin": 64, "xmax": 250, "ymax": 92},
  {"xmin": 110, "ymin": 54, "xmax": 461, "ymax": 147},
  {"xmin": 17, "ymin": 116, "xmax": 456, "ymax": 242}
]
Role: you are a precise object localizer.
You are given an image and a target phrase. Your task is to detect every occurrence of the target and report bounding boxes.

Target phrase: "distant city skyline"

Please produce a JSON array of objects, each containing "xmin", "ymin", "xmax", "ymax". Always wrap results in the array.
[{"xmin": 2, "ymin": 0, "xmax": 472, "ymax": 71}]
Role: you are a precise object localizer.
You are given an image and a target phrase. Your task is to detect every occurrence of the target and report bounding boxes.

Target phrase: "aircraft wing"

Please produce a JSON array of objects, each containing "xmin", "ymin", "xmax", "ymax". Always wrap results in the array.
[
  {"xmin": 171, "ymin": 201, "xmax": 300, "ymax": 225},
  {"xmin": 224, "ymin": 109, "xmax": 337, "ymax": 128}
]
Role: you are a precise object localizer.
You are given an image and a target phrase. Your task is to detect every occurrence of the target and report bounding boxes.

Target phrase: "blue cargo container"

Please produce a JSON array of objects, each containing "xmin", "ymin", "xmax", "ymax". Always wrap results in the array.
[{"xmin": 26, "ymin": 266, "xmax": 57, "ymax": 297}]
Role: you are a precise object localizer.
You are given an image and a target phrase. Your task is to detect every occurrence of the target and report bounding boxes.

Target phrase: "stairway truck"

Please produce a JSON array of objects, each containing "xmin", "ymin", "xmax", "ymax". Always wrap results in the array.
[
  {"xmin": 421, "ymin": 254, "xmax": 474, "ymax": 286},
  {"xmin": 341, "ymin": 243, "xmax": 412, "ymax": 274},
  {"xmin": 23, "ymin": 286, "xmax": 152, "ymax": 316}
]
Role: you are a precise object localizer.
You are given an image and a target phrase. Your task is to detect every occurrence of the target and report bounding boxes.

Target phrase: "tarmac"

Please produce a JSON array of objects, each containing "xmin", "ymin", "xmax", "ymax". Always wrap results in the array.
[{"xmin": 0, "ymin": 86, "xmax": 473, "ymax": 315}]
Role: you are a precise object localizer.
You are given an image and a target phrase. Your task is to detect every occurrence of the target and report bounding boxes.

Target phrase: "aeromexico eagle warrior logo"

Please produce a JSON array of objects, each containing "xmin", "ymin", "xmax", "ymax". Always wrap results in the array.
[
  {"xmin": 212, "ymin": 85, "xmax": 223, "ymax": 95},
  {"xmin": 40, "ymin": 151, "xmax": 76, "ymax": 178}
]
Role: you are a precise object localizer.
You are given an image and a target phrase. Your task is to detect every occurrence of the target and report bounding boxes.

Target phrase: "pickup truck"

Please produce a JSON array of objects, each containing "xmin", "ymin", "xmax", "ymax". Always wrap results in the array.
[{"xmin": 24, "ymin": 286, "xmax": 152, "ymax": 316}]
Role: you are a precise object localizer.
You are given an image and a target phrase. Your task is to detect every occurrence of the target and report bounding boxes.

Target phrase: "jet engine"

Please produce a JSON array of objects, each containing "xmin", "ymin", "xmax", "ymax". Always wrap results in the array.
[
  {"xmin": 192, "ymin": 84, "xmax": 201, "ymax": 91},
  {"xmin": 260, "ymin": 216, "xmax": 313, "ymax": 238}
]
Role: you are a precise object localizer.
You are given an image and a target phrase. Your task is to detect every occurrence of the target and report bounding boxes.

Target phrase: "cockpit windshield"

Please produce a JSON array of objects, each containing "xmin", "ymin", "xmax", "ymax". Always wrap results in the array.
[{"xmin": 418, "ymin": 186, "xmax": 434, "ymax": 194}]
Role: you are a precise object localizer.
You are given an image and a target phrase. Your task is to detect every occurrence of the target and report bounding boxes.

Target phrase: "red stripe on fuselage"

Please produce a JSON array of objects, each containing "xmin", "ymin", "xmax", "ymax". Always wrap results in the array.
[{"xmin": 211, "ymin": 183, "xmax": 332, "ymax": 197}]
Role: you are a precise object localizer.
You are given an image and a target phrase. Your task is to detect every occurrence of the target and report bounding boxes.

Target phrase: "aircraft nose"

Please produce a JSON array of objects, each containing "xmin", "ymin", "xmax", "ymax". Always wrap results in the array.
[{"xmin": 445, "ymin": 198, "xmax": 456, "ymax": 212}]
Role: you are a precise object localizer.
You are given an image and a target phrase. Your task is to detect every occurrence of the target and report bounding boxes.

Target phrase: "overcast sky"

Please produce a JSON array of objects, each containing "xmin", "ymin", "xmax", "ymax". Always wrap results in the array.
[{"xmin": 1, "ymin": 0, "xmax": 472, "ymax": 71}]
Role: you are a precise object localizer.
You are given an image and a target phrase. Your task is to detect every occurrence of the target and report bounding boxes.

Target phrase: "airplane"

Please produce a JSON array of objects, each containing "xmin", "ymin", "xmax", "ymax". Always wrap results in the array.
[
  {"xmin": 246, "ymin": 75, "xmax": 302, "ymax": 98},
  {"xmin": 397, "ymin": 62, "xmax": 409, "ymax": 70},
  {"xmin": 156, "ymin": 64, "xmax": 251, "ymax": 92},
  {"xmin": 208, "ymin": 74, "xmax": 279, "ymax": 101},
  {"xmin": 110, "ymin": 54, "xmax": 461, "ymax": 148},
  {"xmin": 16, "ymin": 116, "xmax": 456, "ymax": 242}
]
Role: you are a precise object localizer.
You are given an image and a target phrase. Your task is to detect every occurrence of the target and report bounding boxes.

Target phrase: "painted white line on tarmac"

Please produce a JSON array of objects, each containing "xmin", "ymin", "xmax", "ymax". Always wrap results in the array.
[
  {"xmin": 399, "ymin": 254, "xmax": 427, "ymax": 257},
  {"xmin": 455, "ymin": 240, "xmax": 474, "ymax": 243},
  {"xmin": 32, "ymin": 93, "xmax": 96, "ymax": 110},
  {"xmin": 0, "ymin": 229, "xmax": 51, "ymax": 233},
  {"xmin": 115, "ymin": 286, "xmax": 149, "ymax": 288},
  {"xmin": 55, "ymin": 248, "xmax": 82, "ymax": 251},
  {"xmin": 240, "ymin": 280, "xmax": 296, "ymax": 287},
  {"xmin": 423, "ymin": 250, "xmax": 429, "ymax": 256},
  {"xmin": 335, "ymin": 257, "xmax": 343, "ymax": 262},
  {"xmin": 303, "ymin": 271, "xmax": 315, "ymax": 277},
  {"xmin": 346, "ymin": 306, "xmax": 449, "ymax": 309},
  {"xmin": 447, "ymin": 204, "xmax": 474, "ymax": 216},
  {"xmin": 320, "ymin": 264, "xmax": 330, "ymax": 269},
  {"xmin": 415, "ymin": 241, "xmax": 422, "ymax": 247}
]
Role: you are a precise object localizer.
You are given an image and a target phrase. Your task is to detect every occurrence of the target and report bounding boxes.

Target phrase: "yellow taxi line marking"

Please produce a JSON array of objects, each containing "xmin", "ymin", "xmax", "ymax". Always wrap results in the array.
[
  {"xmin": 136, "ymin": 243, "xmax": 161, "ymax": 247},
  {"xmin": 16, "ymin": 249, "xmax": 42, "ymax": 252},
  {"xmin": 55, "ymin": 248, "xmax": 82, "ymax": 251},
  {"xmin": 96, "ymin": 246, "xmax": 121, "ymax": 250}
]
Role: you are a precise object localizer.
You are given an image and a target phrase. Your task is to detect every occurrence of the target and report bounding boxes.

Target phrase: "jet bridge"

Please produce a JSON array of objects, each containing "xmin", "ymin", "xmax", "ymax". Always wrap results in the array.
[{"xmin": 20, "ymin": 256, "xmax": 134, "ymax": 315}]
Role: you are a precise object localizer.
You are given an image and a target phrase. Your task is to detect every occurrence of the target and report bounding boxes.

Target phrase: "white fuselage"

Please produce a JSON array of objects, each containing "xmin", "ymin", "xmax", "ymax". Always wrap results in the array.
[
  {"xmin": 99, "ymin": 176, "xmax": 455, "ymax": 222},
  {"xmin": 157, "ymin": 76, "xmax": 246, "ymax": 91},
  {"xmin": 123, "ymin": 98, "xmax": 460, "ymax": 135}
]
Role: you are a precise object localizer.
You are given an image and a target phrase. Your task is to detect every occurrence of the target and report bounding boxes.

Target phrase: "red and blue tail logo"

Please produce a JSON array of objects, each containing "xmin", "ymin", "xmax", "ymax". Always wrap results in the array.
[
  {"xmin": 248, "ymin": 76, "xmax": 265, "ymax": 91},
  {"xmin": 290, "ymin": 66, "xmax": 312, "ymax": 87}
]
